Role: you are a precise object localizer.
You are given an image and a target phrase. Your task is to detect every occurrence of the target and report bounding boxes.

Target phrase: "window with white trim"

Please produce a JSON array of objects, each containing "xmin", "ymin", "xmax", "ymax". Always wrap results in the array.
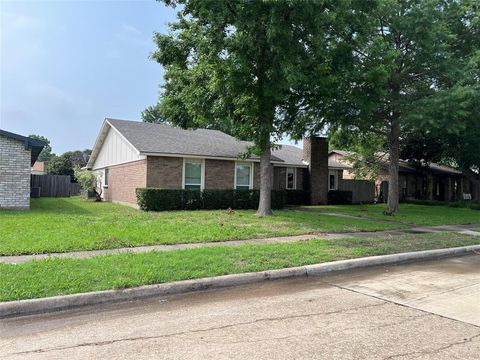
[
  {"xmin": 286, "ymin": 167, "xmax": 296, "ymax": 190},
  {"xmin": 183, "ymin": 159, "xmax": 203, "ymax": 190},
  {"xmin": 235, "ymin": 162, "xmax": 252, "ymax": 190},
  {"xmin": 104, "ymin": 168, "xmax": 109, "ymax": 186}
]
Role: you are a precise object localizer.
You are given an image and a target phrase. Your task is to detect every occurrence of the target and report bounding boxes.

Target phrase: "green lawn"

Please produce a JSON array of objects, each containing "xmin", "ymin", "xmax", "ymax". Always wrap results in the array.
[
  {"xmin": 1, "ymin": 232, "xmax": 478, "ymax": 302},
  {"xmin": 0, "ymin": 197, "xmax": 402, "ymax": 256},
  {"xmin": 303, "ymin": 203, "xmax": 480, "ymax": 226}
]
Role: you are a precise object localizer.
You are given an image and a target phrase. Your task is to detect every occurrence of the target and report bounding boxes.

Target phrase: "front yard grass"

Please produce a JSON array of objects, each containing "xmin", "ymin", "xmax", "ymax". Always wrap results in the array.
[
  {"xmin": 1, "ymin": 232, "xmax": 478, "ymax": 301},
  {"xmin": 0, "ymin": 197, "xmax": 403, "ymax": 256},
  {"xmin": 303, "ymin": 203, "xmax": 480, "ymax": 226}
]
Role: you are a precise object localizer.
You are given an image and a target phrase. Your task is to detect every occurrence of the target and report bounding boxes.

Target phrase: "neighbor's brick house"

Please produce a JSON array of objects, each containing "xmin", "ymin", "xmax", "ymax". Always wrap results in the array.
[
  {"xmin": 0, "ymin": 130, "xmax": 45, "ymax": 209},
  {"xmin": 86, "ymin": 119, "xmax": 329, "ymax": 206},
  {"xmin": 329, "ymin": 150, "xmax": 478, "ymax": 202}
]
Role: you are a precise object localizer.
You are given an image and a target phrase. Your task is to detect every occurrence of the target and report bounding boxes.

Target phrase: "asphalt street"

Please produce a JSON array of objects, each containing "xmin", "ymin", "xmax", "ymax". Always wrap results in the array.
[{"xmin": 1, "ymin": 254, "xmax": 479, "ymax": 359}]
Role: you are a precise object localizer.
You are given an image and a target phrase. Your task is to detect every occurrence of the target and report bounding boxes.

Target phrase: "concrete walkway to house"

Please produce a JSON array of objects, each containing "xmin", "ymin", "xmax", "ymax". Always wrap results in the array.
[{"xmin": 1, "ymin": 224, "xmax": 479, "ymax": 265}]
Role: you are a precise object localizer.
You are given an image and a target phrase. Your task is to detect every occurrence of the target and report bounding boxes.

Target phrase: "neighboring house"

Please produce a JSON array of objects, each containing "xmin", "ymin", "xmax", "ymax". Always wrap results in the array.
[
  {"xmin": 0, "ymin": 130, "xmax": 45, "ymax": 209},
  {"xmin": 86, "ymin": 118, "xmax": 330, "ymax": 207},
  {"xmin": 32, "ymin": 161, "xmax": 47, "ymax": 175},
  {"xmin": 329, "ymin": 150, "xmax": 476, "ymax": 202}
]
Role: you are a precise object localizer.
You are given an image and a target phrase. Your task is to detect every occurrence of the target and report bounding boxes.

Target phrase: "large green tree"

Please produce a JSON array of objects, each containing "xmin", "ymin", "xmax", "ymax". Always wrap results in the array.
[
  {"xmin": 145, "ymin": 0, "xmax": 360, "ymax": 216},
  {"xmin": 322, "ymin": 0, "xmax": 479, "ymax": 213},
  {"xmin": 47, "ymin": 149, "xmax": 91, "ymax": 180},
  {"xmin": 47, "ymin": 154, "xmax": 74, "ymax": 178},
  {"xmin": 29, "ymin": 134, "xmax": 55, "ymax": 162}
]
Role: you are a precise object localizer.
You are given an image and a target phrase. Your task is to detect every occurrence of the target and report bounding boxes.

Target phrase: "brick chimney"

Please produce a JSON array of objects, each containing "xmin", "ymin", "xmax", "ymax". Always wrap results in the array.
[{"xmin": 303, "ymin": 137, "xmax": 328, "ymax": 204}]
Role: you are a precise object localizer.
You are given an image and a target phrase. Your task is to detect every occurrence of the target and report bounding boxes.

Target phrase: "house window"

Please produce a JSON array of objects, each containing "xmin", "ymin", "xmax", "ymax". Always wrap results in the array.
[
  {"xmin": 328, "ymin": 170, "xmax": 337, "ymax": 190},
  {"xmin": 104, "ymin": 168, "xmax": 109, "ymax": 186},
  {"xmin": 235, "ymin": 162, "xmax": 252, "ymax": 190},
  {"xmin": 286, "ymin": 167, "xmax": 296, "ymax": 190},
  {"xmin": 402, "ymin": 177, "xmax": 407, "ymax": 198},
  {"xmin": 183, "ymin": 159, "xmax": 203, "ymax": 190}
]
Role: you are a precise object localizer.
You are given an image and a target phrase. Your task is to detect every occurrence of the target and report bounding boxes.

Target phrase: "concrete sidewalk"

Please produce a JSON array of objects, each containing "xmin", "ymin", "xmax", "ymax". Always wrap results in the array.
[{"xmin": 1, "ymin": 224, "xmax": 479, "ymax": 264}]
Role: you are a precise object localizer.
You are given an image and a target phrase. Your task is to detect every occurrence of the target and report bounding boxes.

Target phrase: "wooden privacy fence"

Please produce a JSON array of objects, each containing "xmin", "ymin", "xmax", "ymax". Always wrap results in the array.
[
  {"xmin": 31, "ymin": 175, "xmax": 81, "ymax": 197},
  {"xmin": 338, "ymin": 179, "xmax": 375, "ymax": 204}
]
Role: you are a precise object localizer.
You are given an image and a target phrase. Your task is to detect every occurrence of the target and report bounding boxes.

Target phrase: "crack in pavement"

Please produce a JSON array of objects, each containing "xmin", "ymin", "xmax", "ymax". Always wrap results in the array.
[
  {"xmin": 9, "ymin": 302, "xmax": 387, "ymax": 356},
  {"xmin": 382, "ymin": 332, "xmax": 480, "ymax": 360}
]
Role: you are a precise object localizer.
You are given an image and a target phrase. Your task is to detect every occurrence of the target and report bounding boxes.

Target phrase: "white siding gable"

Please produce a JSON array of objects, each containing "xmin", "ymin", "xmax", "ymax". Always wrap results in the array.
[{"xmin": 92, "ymin": 126, "xmax": 144, "ymax": 170}]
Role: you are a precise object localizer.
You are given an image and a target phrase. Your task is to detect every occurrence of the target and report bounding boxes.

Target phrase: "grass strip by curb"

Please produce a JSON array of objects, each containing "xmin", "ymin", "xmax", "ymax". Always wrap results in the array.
[
  {"xmin": 3, "ymin": 244, "xmax": 479, "ymax": 319},
  {"xmin": 1, "ymin": 232, "xmax": 478, "ymax": 302}
]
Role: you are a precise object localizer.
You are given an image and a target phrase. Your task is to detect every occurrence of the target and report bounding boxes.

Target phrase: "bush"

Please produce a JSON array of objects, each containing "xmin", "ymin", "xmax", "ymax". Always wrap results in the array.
[
  {"xmin": 136, "ymin": 188, "xmax": 287, "ymax": 211},
  {"xmin": 74, "ymin": 168, "xmax": 98, "ymax": 200},
  {"xmin": 202, "ymin": 190, "xmax": 235, "ymax": 209},
  {"xmin": 136, "ymin": 189, "xmax": 183, "ymax": 211},
  {"xmin": 286, "ymin": 190, "xmax": 310, "ymax": 205},
  {"xmin": 328, "ymin": 190, "xmax": 353, "ymax": 205}
]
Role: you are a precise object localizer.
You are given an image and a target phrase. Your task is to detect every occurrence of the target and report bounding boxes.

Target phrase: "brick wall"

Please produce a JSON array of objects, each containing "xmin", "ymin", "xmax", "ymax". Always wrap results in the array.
[
  {"xmin": 303, "ymin": 137, "xmax": 328, "ymax": 204},
  {"xmin": 296, "ymin": 168, "xmax": 306, "ymax": 190},
  {"xmin": 0, "ymin": 135, "xmax": 31, "ymax": 209},
  {"xmin": 147, "ymin": 157, "xmax": 263, "ymax": 190},
  {"xmin": 273, "ymin": 167, "xmax": 286, "ymax": 190},
  {"xmin": 253, "ymin": 163, "xmax": 261, "ymax": 189},
  {"xmin": 205, "ymin": 159, "xmax": 235, "ymax": 189},
  {"xmin": 146, "ymin": 156, "xmax": 183, "ymax": 188},
  {"xmin": 107, "ymin": 155, "xmax": 310, "ymax": 206},
  {"xmin": 107, "ymin": 160, "xmax": 147, "ymax": 205},
  {"xmin": 273, "ymin": 167, "xmax": 307, "ymax": 190}
]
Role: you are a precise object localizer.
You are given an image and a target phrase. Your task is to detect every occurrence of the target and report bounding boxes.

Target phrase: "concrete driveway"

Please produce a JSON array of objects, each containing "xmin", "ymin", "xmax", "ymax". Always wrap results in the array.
[{"xmin": 1, "ymin": 255, "xmax": 479, "ymax": 359}]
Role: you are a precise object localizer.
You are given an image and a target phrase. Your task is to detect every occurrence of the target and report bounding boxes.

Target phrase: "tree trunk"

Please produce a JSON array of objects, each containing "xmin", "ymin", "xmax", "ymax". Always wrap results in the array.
[
  {"xmin": 256, "ymin": 141, "xmax": 273, "ymax": 217},
  {"xmin": 387, "ymin": 119, "xmax": 400, "ymax": 214}
]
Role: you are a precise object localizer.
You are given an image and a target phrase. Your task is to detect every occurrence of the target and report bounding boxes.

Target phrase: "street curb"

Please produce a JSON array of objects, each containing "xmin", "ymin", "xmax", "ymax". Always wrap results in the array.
[{"xmin": 1, "ymin": 244, "xmax": 479, "ymax": 318}]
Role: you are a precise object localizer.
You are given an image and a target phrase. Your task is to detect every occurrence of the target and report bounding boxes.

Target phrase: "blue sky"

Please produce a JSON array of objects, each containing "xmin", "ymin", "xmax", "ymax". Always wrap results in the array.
[{"xmin": 1, "ymin": 0, "xmax": 300, "ymax": 154}]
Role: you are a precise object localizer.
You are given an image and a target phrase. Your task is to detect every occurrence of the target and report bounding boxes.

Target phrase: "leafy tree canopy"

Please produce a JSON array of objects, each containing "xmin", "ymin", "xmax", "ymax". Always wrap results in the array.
[
  {"xmin": 146, "ymin": 0, "xmax": 367, "ymax": 215},
  {"xmin": 47, "ymin": 154, "xmax": 74, "ymax": 178},
  {"xmin": 46, "ymin": 149, "xmax": 91, "ymax": 181},
  {"xmin": 29, "ymin": 134, "xmax": 55, "ymax": 162},
  {"xmin": 323, "ymin": 0, "xmax": 479, "ymax": 212}
]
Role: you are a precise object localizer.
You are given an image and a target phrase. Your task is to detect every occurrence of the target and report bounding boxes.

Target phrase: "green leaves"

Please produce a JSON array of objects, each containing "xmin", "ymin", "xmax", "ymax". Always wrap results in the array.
[
  {"xmin": 329, "ymin": 0, "xmax": 480, "ymax": 173},
  {"xmin": 146, "ymin": 0, "xmax": 356, "ymax": 148}
]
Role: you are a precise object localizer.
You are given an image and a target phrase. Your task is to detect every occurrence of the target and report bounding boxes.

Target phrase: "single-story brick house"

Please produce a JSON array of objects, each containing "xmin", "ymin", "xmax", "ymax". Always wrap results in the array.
[
  {"xmin": 329, "ymin": 150, "xmax": 478, "ymax": 202},
  {"xmin": 86, "ymin": 119, "xmax": 330, "ymax": 207},
  {"xmin": 0, "ymin": 130, "xmax": 45, "ymax": 209}
]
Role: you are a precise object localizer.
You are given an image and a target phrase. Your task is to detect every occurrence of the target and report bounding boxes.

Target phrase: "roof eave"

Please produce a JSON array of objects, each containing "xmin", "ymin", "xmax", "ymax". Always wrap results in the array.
[{"xmin": 139, "ymin": 151, "xmax": 291, "ymax": 164}]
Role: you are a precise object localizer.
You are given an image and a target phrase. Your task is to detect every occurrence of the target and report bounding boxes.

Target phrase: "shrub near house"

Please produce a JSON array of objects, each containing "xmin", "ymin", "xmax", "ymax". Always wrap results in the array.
[{"xmin": 136, "ymin": 188, "xmax": 296, "ymax": 211}]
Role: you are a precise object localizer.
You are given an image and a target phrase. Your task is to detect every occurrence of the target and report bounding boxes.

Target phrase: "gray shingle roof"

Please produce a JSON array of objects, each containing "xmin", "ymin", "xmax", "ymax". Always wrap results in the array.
[
  {"xmin": 271, "ymin": 144, "xmax": 305, "ymax": 166},
  {"xmin": 328, "ymin": 159, "xmax": 351, "ymax": 169},
  {"xmin": 330, "ymin": 149, "xmax": 463, "ymax": 176},
  {"xmin": 107, "ymin": 119, "xmax": 307, "ymax": 164}
]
